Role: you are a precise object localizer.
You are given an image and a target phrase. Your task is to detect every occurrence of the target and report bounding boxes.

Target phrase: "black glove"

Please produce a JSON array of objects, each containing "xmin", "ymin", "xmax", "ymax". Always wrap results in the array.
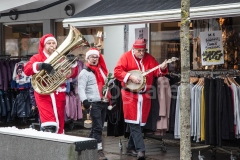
[
  {"xmin": 83, "ymin": 100, "xmax": 91, "ymax": 109},
  {"xmin": 38, "ymin": 63, "xmax": 55, "ymax": 75},
  {"xmin": 66, "ymin": 54, "xmax": 76, "ymax": 61}
]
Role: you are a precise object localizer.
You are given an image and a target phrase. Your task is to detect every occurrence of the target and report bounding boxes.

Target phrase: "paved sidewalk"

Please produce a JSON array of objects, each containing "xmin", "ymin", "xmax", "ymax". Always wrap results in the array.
[{"xmin": 65, "ymin": 127, "xmax": 240, "ymax": 160}]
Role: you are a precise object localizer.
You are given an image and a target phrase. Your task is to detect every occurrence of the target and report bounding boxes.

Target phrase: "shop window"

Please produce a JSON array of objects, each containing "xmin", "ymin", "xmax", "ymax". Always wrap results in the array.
[
  {"xmin": 150, "ymin": 22, "xmax": 187, "ymax": 73},
  {"xmin": 150, "ymin": 17, "xmax": 240, "ymax": 71},
  {"xmin": 55, "ymin": 22, "xmax": 103, "ymax": 61},
  {"xmin": 192, "ymin": 18, "xmax": 240, "ymax": 70},
  {"xmin": 4, "ymin": 23, "xmax": 43, "ymax": 56}
]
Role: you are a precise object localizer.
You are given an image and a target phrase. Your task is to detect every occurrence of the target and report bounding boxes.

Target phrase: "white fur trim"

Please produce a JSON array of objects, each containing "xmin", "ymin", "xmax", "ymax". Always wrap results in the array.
[
  {"xmin": 41, "ymin": 122, "xmax": 58, "ymax": 128},
  {"xmin": 43, "ymin": 50, "xmax": 50, "ymax": 58},
  {"xmin": 44, "ymin": 37, "xmax": 57, "ymax": 45},
  {"xmin": 85, "ymin": 50, "xmax": 99, "ymax": 60},
  {"xmin": 50, "ymin": 93, "xmax": 59, "ymax": 133},
  {"xmin": 99, "ymin": 68, "xmax": 107, "ymax": 81},
  {"xmin": 33, "ymin": 62, "xmax": 41, "ymax": 73},
  {"xmin": 124, "ymin": 94, "xmax": 144, "ymax": 126},
  {"xmin": 123, "ymin": 73, "xmax": 131, "ymax": 83},
  {"xmin": 56, "ymin": 87, "xmax": 66, "ymax": 93},
  {"xmin": 71, "ymin": 61, "xmax": 77, "ymax": 68},
  {"xmin": 124, "ymin": 120, "xmax": 146, "ymax": 126}
]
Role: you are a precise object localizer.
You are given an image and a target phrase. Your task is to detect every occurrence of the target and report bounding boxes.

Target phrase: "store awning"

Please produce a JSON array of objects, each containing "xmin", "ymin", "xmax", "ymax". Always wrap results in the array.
[
  {"xmin": 63, "ymin": 0, "xmax": 240, "ymax": 28},
  {"xmin": 0, "ymin": 0, "xmax": 39, "ymax": 12}
]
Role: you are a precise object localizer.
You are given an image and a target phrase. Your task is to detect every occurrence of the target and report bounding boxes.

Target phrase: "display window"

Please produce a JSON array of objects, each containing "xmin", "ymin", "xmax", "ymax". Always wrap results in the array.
[
  {"xmin": 150, "ymin": 17, "xmax": 240, "ymax": 72},
  {"xmin": 4, "ymin": 23, "xmax": 43, "ymax": 56},
  {"xmin": 55, "ymin": 22, "xmax": 104, "ymax": 61}
]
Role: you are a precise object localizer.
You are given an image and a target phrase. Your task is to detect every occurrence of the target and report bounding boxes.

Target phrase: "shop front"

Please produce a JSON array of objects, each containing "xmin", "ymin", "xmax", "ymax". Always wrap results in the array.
[
  {"xmin": 63, "ymin": 0, "xmax": 240, "ymax": 72},
  {"xmin": 0, "ymin": 0, "xmax": 101, "ymax": 131},
  {"xmin": 62, "ymin": 0, "xmax": 240, "ymax": 158},
  {"xmin": 0, "ymin": 0, "xmax": 100, "ymax": 56}
]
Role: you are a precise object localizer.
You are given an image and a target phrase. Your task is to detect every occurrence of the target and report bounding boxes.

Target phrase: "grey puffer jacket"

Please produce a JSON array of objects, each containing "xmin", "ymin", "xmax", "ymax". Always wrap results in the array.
[{"xmin": 78, "ymin": 68, "xmax": 102, "ymax": 102}]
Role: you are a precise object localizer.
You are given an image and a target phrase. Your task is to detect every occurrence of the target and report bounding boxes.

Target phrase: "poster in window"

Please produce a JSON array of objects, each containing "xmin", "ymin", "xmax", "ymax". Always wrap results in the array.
[
  {"xmin": 135, "ymin": 27, "xmax": 148, "ymax": 43},
  {"xmin": 6, "ymin": 39, "xmax": 19, "ymax": 56},
  {"xmin": 20, "ymin": 38, "xmax": 40, "ymax": 56},
  {"xmin": 200, "ymin": 31, "xmax": 224, "ymax": 66}
]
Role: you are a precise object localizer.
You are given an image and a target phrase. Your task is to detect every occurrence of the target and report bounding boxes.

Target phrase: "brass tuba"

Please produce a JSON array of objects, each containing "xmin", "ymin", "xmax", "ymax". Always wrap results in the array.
[{"xmin": 32, "ymin": 25, "xmax": 88, "ymax": 95}]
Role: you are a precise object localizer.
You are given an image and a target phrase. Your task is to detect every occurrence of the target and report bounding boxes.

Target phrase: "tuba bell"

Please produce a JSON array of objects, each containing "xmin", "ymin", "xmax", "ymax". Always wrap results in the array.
[{"xmin": 31, "ymin": 25, "xmax": 88, "ymax": 95}]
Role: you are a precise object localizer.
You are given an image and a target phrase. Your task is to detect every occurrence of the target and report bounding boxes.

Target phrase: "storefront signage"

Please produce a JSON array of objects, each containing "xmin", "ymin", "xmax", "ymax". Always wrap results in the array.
[
  {"xmin": 135, "ymin": 27, "xmax": 148, "ymax": 42},
  {"xmin": 200, "ymin": 31, "xmax": 224, "ymax": 66}
]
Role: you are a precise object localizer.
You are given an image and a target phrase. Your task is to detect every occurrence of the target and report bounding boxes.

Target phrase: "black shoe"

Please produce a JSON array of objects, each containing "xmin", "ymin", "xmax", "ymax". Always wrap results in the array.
[
  {"xmin": 126, "ymin": 148, "xmax": 137, "ymax": 157},
  {"xmin": 137, "ymin": 151, "xmax": 145, "ymax": 160},
  {"xmin": 98, "ymin": 150, "xmax": 108, "ymax": 160}
]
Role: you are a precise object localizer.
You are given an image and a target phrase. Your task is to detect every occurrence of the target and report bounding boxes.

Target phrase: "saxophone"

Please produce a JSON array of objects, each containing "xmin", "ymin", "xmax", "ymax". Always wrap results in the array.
[{"xmin": 32, "ymin": 25, "xmax": 88, "ymax": 95}]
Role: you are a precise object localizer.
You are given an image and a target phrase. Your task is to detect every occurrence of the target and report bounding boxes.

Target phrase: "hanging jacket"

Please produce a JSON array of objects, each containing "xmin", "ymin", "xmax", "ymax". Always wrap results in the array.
[
  {"xmin": 29, "ymin": 86, "xmax": 36, "ymax": 107},
  {"xmin": 11, "ymin": 90, "xmax": 32, "ymax": 118},
  {"xmin": 0, "ymin": 90, "xmax": 6, "ymax": 117}
]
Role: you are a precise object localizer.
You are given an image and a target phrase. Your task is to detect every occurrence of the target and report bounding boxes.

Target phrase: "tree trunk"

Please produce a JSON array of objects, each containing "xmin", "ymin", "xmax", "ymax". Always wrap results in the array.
[{"xmin": 180, "ymin": 0, "xmax": 191, "ymax": 160}]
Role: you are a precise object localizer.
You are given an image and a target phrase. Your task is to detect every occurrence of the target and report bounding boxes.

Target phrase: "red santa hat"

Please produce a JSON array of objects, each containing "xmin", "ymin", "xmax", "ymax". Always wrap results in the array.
[
  {"xmin": 38, "ymin": 34, "xmax": 57, "ymax": 55},
  {"xmin": 133, "ymin": 38, "xmax": 146, "ymax": 49},
  {"xmin": 85, "ymin": 48, "xmax": 100, "ymax": 60}
]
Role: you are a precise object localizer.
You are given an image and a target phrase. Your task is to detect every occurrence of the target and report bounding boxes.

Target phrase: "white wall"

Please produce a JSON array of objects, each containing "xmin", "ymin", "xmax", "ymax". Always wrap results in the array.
[
  {"xmin": 0, "ymin": 0, "xmax": 100, "ymax": 23},
  {"xmin": 103, "ymin": 25, "xmax": 124, "ymax": 73}
]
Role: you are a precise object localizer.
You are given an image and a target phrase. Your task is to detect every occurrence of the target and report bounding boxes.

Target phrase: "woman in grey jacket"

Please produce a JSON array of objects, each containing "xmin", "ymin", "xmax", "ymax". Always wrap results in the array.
[{"xmin": 78, "ymin": 48, "xmax": 108, "ymax": 160}]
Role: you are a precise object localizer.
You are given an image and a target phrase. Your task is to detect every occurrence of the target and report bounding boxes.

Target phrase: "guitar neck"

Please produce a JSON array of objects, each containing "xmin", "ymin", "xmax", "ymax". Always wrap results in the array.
[{"xmin": 142, "ymin": 64, "xmax": 164, "ymax": 76}]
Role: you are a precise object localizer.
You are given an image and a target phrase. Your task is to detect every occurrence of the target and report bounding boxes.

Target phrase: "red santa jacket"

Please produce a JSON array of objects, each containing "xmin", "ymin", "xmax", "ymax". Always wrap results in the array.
[{"xmin": 114, "ymin": 50, "xmax": 168, "ymax": 126}]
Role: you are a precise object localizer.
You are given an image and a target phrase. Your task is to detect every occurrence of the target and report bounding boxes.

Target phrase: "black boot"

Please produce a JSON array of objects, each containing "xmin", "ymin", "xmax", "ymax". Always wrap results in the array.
[
  {"xmin": 42, "ymin": 126, "xmax": 57, "ymax": 133},
  {"xmin": 126, "ymin": 148, "xmax": 137, "ymax": 157},
  {"xmin": 137, "ymin": 151, "xmax": 145, "ymax": 160},
  {"xmin": 98, "ymin": 150, "xmax": 108, "ymax": 160}
]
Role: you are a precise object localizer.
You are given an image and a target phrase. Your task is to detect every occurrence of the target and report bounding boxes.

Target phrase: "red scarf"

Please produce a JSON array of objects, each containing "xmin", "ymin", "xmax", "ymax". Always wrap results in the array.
[{"xmin": 86, "ymin": 54, "xmax": 108, "ymax": 98}]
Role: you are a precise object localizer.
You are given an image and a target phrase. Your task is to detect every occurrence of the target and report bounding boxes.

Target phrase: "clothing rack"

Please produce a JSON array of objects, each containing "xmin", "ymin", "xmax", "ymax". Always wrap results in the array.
[
  {"xmin": 189, "ymin": 69, "xmax": 240, "ymax": 160},
  {"xmin": 0, "ymin": 55, "xmax": 31, "ymax": 60},
  {"xmin": 189, "ymin": 69, "xmax": 240, "ymax": 77},
  {"xmin": 168, "ymin": 72, "xmax": 181, "ymax": 77}
]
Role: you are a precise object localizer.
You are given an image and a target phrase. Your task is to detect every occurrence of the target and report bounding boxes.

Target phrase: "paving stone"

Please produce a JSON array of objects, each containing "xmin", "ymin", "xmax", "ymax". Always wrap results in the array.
[{"xmin": 65, "ymin": 128, "xmax": 240, "ymax": 160}]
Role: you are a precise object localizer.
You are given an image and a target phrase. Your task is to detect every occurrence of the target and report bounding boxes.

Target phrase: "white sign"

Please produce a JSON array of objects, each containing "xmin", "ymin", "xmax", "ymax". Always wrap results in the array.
[
  {"xmin": 135, "ymin": 27, "xmax": 148, "ymax": 43},
  {"xmin": 200, "ymin": 31, "xmax": 224, "ymax": 66}
]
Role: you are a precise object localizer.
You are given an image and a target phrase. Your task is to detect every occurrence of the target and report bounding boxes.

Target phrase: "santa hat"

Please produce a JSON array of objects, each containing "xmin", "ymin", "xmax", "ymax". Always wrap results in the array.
[
  {"xmin": 133, "ymin": 38, "xmax": 146, "ymax": 49},
  {"xmin": 38, "ymin": 34, "xmax": 57, "ymax": 54},
  {"xmin": 85, "ymin": 48, "xmax": 100, "ymax": 60},
  {"xmin": 44, "ymin": 36, "xmax": 57, "ymax": 45}
]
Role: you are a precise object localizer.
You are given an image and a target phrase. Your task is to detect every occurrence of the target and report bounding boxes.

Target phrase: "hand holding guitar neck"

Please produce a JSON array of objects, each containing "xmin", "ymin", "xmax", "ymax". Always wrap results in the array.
[{"xmin": 160, "ymin": 59, "xmax": 168, "ymax": 70}]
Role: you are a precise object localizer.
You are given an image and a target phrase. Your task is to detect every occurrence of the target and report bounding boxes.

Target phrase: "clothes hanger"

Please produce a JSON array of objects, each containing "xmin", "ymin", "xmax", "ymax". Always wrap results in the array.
[
  {"xmin": 223, "ymin": 75, "xmax": 230, "ymax": 87},
  {"xmin": 226, "ymin": 74, "xmax": 234, "ymax": 85},
  {"xmin": 230, "ymin": 76, "xmax": 239, "ymax": 87},
  {"xmin": 190, "ymin": 76, "xmax": 199, "ymax": 84},
  {"xmin": 199, "ymin": 77, "xmax": 204, "ymax": 86}
]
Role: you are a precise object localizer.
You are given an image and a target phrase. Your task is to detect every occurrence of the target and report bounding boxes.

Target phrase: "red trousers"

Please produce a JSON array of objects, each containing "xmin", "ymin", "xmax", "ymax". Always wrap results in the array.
[{"xmin": 34, "ymin": 91, "xmax": 66, "ymax": 134}]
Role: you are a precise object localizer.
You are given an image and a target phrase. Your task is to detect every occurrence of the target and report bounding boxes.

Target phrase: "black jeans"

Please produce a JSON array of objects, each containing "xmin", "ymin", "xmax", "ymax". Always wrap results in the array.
[
  {"xmin": 127, "ymin": 123, "xmax": 145, "ymax": 152},
  {"xmin": 89, "ymin": 102, "xmax": 108, "ymax": 143}
]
